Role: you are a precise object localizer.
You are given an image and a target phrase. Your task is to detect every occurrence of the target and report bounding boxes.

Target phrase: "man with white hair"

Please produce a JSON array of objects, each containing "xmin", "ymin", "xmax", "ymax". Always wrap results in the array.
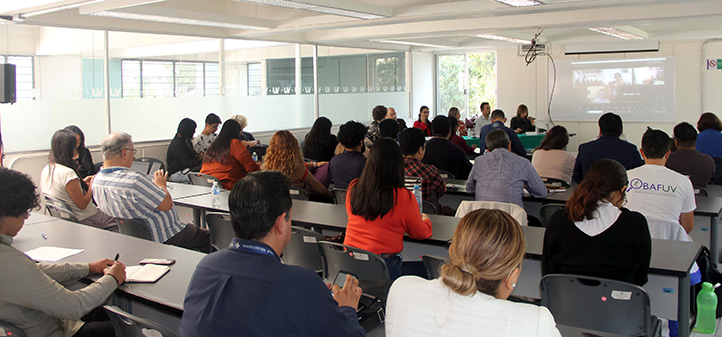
[{"xmin": 92, "ymin": 132, "xmax": 212, "ymax": 252}]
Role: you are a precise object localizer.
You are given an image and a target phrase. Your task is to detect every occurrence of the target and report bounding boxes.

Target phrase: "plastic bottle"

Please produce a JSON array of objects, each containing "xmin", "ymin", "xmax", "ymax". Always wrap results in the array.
[
  {"xmin": 252, "ymin": 152, "xmax": 258, "ymax": 162},
  {"xmin": 413, "ymin": 184, "xmax": 423, "ymax": 214},
  {"xmin": 696, "ymin": 282, "xmax": 717, "ymax": 334},
  {"xmin": 211, "ymin": 181, "xmax": 221, "ymax": 195}
]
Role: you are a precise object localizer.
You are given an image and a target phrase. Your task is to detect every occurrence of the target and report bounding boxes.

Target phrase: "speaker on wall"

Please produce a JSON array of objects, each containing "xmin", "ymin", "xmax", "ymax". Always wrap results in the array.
[{"xmin": 0, "ymin": 63, "xmax": 16, "ymax": 104}]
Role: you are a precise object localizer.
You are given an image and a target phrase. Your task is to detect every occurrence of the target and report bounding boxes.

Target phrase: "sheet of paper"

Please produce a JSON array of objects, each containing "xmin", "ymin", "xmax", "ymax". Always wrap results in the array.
[{"xmin": 24, "ymin": 246, "xmax": 84, "ymax": 262}]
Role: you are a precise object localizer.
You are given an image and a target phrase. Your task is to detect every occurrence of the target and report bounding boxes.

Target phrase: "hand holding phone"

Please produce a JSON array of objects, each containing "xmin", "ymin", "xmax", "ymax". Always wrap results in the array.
[{"xmin": 331, "ymin": 271, "xmax": 362, "ymax": 309}]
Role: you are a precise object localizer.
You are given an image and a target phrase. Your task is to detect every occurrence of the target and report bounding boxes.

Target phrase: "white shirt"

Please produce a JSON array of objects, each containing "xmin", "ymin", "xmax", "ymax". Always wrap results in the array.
[
  {"xmin": 574, "ymin": 201, "xmax": 622, "ymax": 237},
  {"xmin": 386, "ymin": 276, "xmax": 561, "ymax": 337},
  {"xmin": 192, "ymin": 132, "xmax": 216, "ymax": 153},
  {"xmin": 40, "ymin": 163, "xmax": 98, "ymax": 221},
  {"xmin": 626, "ymin": 164, "xmax": 696, "ymax": 224},
  {"xmin": 475, "ymin": 115, "xmax": 491, "ymax": 131}
]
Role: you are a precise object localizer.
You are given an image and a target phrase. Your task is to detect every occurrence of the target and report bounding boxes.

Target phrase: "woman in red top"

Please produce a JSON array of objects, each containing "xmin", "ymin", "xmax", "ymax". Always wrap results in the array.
[
  {"xmin": 201, "ymin": 119, "xmax": 260, "ymax": 190},
  {"xmin": 344, "ymin": 138, "xmax": 433, "ymax": 280},
  {"xmin": 413, "ymin": 106, "xmax": 432, "ymax": 137}
]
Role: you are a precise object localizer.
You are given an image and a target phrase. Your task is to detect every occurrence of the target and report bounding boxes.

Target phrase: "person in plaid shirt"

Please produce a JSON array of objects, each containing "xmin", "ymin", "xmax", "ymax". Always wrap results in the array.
[{"xmin": 400, "ymin": 128, "xmax": 452, "ymax": 215}]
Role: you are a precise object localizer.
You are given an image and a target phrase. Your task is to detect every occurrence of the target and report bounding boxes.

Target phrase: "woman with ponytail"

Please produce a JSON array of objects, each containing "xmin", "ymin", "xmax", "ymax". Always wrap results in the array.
[
  {"xmin": 542, "ymin": 158, "xmax": 651, "ymax": 286},
  {"xmin": 385, "ymin": 209, "xmax": 561, "ymax": 337}
]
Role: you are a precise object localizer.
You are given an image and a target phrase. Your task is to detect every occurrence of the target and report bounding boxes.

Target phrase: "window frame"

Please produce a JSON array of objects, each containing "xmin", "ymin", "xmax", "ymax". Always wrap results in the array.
[{"xmin": 119, "ymin": 58, "xmax": 220, "ymax": 98}]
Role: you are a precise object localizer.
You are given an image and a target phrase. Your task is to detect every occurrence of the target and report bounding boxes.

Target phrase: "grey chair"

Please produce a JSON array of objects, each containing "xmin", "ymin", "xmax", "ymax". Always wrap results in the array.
[
  {"xmin": 205, "ymin": 213, "xmax": 234, "ymax": 251},
  {"xmin": 422, "ymin": 255, "xmax": 448, "ymax": 280},
  {"xmin": 694, "ymin": 186, "xmax": 709, "ymax": 196},
  {"xmin": 422, "ymin": 200, "xmax": 437, "ymax": 214},
  {"xmin": 104, "ymin": 305, "xmax": 177, "ymax": 337},
  {"xmin": 289, "ymin": 187, "xmax": 309, "ymax": 200},
  {"xmin": 0, "ymin": 320, "xmax": 27, "ymax": 337},
  {"xmin": 318, "ymin": 241, "xmax": 389, "ymax": 280},
  {"xmin": 330, "ymin": 188, "xmax": 347, "ymax": 205},
  {"xmin": 282, "ymin": 226, "xmax": 325, "ymax": 273},
  {"xmin": 437, "ymin": 169, "xmax": 455, "ymax": 180},
  {"xmin": 44, "ymin": 194, "xmax": 79, "ymax": 222},
  {"xmin": 188, "ymin": 172, "xmax": 222, "ymax": 187},
  {"xmin": 541, "ymin": 274, "xmax": 662, "ymax": 337},
  {"xmin": 539, "ymin": 203, "xmax": 565, "ymax": 227},
  {"xmin": 115, "ymin": 218, "xmax": 152, "ymax": 241}
]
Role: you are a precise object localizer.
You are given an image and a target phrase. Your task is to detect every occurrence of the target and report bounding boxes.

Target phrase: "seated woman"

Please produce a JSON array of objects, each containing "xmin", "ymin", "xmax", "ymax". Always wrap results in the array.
[
  {"xmin": 531, "ymin": 125, "xmax": 576, "ymax": 183},
  {"xmin": 41, "ymin": 129, "xmax": 117, "ymax": 230},
  {"xmin": 262, "ymin": 130, "xmax": 332, "ymax": 201},
  {"xmin": 448, "ymin": 107, "xmax": 467, "ymax": 136},
  {"xmin": 448, "ymin": 117, "xmax": 476, "ymax": 155},
  {"xmin": 64, "ymin": 125, "xmax": 98, "ymax": 180},
  {"xmin": 167, "ymin": 118, "xmax": 202, "ymax": 184},
  {"xmin": 344, "ymin": 138, "xmax": 432, "ymax": 280},
  {"xmin": 0, "ymin": 168, "xmax": 126, "ymax": 337},
  {"xmin": 303, "ymin": 116, "xmax": 339, "ymax": 162},
  {"xmin": 696, "ymin": 112, "xmax": 722, "ymax": 158},
  {"xmin": 543, "ymin": 159, "xmax": 651, "ymax": 286},
  {"xmin": 413, "ymin": 106, "xmax": 432, "ymax": 137},
  {"xmin": 385, "ymin": 209, "xmax": 561, "ymax": 337},
  {"xmin": 201, "ymin": 119, "xmax": 261, "ymax": 190},
  {"xmin": 510, "ymin": 104, "xmax": 536, "ymax": 134}
]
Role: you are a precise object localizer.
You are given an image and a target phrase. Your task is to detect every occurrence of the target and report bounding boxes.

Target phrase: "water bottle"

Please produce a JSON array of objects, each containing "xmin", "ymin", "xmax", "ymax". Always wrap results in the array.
[
  {"xmin": 696, "ymin": 282, "xmax": 717, "ymax": 334},
  {"xmin": 211, "ymin": 181, "xmax": 221, "ymax": 195},
  {"xmin": 252, "ymin": 152, "xmax": 258, "ymax": 162},
  {"xmin": 413, "ymin": 184, "xmax": 423, "ymax": 214}
]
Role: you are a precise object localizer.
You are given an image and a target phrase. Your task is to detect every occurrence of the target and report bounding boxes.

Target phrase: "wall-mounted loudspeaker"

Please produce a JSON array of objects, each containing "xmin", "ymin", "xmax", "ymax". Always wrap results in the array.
[{"xmin": 0, "ymin": 63, "xmax": 16, "ymax": 104}]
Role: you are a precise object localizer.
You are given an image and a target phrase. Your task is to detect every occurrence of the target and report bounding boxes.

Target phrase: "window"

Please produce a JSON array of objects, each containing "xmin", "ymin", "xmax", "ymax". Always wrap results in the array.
[
  {"xmin": 1, "ymin": 55, "xmax": 34, "ymax": 100},
  {"xmin": 247, "ymin": 63, "xmax": 261, "ymax": 96},
  {"xmin": 120, "ymin": 59, "xmax": 219, "ymax": 98},
  {"xmin": 370, "ymin": 53, "xmax": 405, "ymax": 92}
]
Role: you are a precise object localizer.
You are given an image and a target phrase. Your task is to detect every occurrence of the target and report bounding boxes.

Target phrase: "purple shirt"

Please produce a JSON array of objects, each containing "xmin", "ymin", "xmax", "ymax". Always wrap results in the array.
[{"xmin": 466, "ymin": 148, "xmax": 547, "ymax": 207}]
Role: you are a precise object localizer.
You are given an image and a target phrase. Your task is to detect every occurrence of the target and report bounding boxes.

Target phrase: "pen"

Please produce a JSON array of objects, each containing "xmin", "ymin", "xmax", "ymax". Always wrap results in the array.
[
  {"xmin": 41, "ymin": 233, "xmax": 47, "ymax": 240},
  {"xmin": 114, "ymin": 253, "xmax": 119, "ymax": 262}
]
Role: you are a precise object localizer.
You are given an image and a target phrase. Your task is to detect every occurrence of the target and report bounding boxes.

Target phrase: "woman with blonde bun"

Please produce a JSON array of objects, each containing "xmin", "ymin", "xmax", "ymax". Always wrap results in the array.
[{"xmin": 385, "ymin": 209, "xmax": 561, "ymax": 337}]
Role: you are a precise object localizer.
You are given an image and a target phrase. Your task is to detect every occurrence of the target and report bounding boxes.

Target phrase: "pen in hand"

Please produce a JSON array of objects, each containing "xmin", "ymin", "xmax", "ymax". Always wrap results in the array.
[
  {"xmin": 114, "ymin": 253, "xmax": 119, "ymax": 262},
  {"xmin": 41, "ymin": 233, "xmax": 47, "ymax": 240}
]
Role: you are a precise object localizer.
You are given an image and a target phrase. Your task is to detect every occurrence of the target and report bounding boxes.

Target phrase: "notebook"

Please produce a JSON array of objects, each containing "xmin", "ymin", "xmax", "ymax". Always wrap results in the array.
[{"xmin": 124, "ymin": 264, "xmax": 171, "ymax": 283}]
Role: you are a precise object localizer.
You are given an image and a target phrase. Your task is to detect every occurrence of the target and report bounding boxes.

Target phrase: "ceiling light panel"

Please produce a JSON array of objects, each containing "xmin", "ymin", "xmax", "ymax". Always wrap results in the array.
[
  {"xmin": 18, "ymin": 0, "xmax": 110, "ymax": 18},
  {"xmin": 372, "ymin": 39, "xmax": 448, "ymax": 49},
  {"xmin": 475, "ymin": 34, "xmax": 529, "ymax": 44},
  {"xmin": 589, "ymin": 27, "xmax": 645, "ymax": 40},
  {"xmin": 493, "ymin": 0, "xmax": 542, "ymax": 7},
  {"xmin": 235, "ymin": 0, "xmax": 387, "ymax": 20},
  {"xmin": 90, "ymin": 11, "xmax": 269, "ymax": 30}
]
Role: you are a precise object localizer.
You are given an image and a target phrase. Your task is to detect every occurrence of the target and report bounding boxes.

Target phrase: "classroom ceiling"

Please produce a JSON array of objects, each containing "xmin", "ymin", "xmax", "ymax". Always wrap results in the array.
[{"xmin": 2, "ymin": 0, "xmax": 722, "ymax": 51}]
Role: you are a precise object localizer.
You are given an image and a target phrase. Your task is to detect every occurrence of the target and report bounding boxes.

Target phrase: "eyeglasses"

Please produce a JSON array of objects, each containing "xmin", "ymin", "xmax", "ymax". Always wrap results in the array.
[{"xmin": 123, "ymin": 148, "xmax": 137, "ymax": 155}]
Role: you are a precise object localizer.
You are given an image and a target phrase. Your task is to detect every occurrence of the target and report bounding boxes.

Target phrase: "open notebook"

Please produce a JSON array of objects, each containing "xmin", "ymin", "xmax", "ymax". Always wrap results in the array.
[{"xmin": 124, "ymin": 264, "xmax": 171, "ymax": 283}]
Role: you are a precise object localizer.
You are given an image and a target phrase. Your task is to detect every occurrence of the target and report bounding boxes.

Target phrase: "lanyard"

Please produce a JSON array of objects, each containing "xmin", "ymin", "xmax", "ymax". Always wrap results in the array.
[
  {"xmin": 229, "ymin": 240, "xmax": 277, "ymax": 258},
  {"xmin": 100, "ymin": 167, "xmax": 129, "ymax": 174}
]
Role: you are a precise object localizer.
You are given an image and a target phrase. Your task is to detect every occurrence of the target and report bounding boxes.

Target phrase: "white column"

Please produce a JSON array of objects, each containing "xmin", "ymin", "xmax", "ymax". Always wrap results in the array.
[
  {"xmin": 103, "ymin": 30, "xmax": 111, "ymax": 135},
  {"xmin": 219, "ymin": 39, "xmax": 225, "ymax": 96}
]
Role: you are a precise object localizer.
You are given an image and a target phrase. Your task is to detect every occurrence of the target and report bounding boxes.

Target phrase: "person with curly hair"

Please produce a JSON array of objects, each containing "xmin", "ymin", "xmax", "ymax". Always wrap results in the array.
[
  {"xmin": 201, "ymin": 119, "xmax": 261, "ymax": 190},
  {"xmin": 262, "ymin": 130, "xmax": 332, "ymax": 200},
  {"xmin": 302, "ymin": 116, "xmax": 338, "ymax": 162},
  {"xmin": 329, "ymin": 121, "xmax": 367, "ymax": 190},
  {"xmin": 0, "ymin": 168, "xmax": 127, "ymax": 337}
]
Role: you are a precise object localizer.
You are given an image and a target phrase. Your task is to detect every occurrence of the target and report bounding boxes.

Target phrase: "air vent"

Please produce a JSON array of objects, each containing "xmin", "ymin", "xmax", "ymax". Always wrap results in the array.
[{"xmin": 519, "ymin": 43, "xmax": 546, "ymax": 56}]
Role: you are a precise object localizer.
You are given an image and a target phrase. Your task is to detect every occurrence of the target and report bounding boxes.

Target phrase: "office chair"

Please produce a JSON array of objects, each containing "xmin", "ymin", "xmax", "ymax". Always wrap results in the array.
[
  {"xmin": 0, "ymin": 320, "xmax": 28, "ymax": 337},
  {"xmin": 44, "ymin": 194, "xmax": 80, "ymax": 223},
  {"xmin": 437, "ymin": 169, "xmax": 456, "ymax": 180},
  {"xmin": 136, "ymin": 157, "xmax": 166, "ymax": 174},
  {"xmin": 539, "ymin": 203, "xmax": 565, "ymax": 227},
  {"xmin": 422, "ymin": 200, "xmax": 437, "ymax": 214},
  {"xmin": 205, "ymin": 212, "xmax": 234, "ymax": 251},
  {"xmin": 455, "ymin": 200, "xmax": 528, "ymax": 226},
  {"xmin": 330, "ymin": 188, "xmax": 347, "ymax": 205},
  {"xmin": 115, "ymin": 218, "xmax": 152, "ymax": 241},
  {"xmin": 282, "ymin": 226, "xmax": 325, "ymax": 273},
  {"xmin": 104, "ymin": 305, "xmax": 177, "ymax": 337},
  {"xmin": 318, "ymin": 242, "xmax": 389, "ymax": 281},
  {"xmin": 187, "ymin": 172, "xmax": 222, "ymax": 187},
  {"xmin": 289, "ymin": 187, "xmax": 309, "ymax": 200},
  {"xmin": 421, "ymin": 255, "xmax": 448, "ymax": 280}
]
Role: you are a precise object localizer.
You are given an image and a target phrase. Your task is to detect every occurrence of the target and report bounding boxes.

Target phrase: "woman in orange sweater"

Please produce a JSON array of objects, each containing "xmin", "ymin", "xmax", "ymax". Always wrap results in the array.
[
  {"xmin": 201, "ymin": 119, "xmax": 260, "ymax": 190},
  {"xmin": 344, "ymin": 138, "xmax": 433, "ymax": 280}
]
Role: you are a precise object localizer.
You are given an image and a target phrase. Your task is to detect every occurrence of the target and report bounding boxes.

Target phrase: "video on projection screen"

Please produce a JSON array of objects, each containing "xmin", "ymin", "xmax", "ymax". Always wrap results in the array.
[{"xmin": 550, "ymin": 57, "xmax": 675, "ymax": 122}]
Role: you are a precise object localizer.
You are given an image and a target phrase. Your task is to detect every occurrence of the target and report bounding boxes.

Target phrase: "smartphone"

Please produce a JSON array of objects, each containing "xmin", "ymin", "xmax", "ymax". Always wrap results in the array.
[
  {"xmin": 333, "ymin": 270, "xmax": 357, "ymax": 288},
  {"xmin": 139, "ymin": 258, "xmax": 176, "ymax": 265}
]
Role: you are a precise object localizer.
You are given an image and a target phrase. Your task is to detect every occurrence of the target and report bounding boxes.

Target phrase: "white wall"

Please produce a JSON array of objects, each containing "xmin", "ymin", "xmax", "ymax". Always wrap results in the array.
[{"xmin": 411, "ymin": 50, "xmax": 434, "ymax": 120}]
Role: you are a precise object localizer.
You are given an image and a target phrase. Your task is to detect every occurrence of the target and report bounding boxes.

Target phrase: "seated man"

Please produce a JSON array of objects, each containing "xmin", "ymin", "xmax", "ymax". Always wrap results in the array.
[
  {"xmin": 180, "ymin": 171, "xmax": 365, "ymax": 337},
  {"xmin": 626, "ymin": 129, "xmax": 696, "ymax": 233},
  {"xmin": 193, "ymin": 113, "xmax": 221, "ymax": 154},
  {"xmin": 365, "ymin": 105, "xmax": 387, "ymax": 148},
  {"xmin": 666, "ymin": 122, "xmax": 715, "ymax": 188},
  {"xmin": 329, "ymin": 121, "xmax": 367, "ymax": 190},
  {"xmin": 572, "ymin": 112, "xmax": 643, "ymax": 182},
  {"xmin": 379, "ymin": 118, "xmax": 399, "ymax": 139},
  {"xmin": 466, "ymin": 129, "xmax": 547, "ymax": 208},
  {"xmin": 400, "ymin": 128, "xmax": 449, "ymax": 214},
  {"xmin": 478, "ymin": 109, "xmax": 526, "ymax": 156},
  {"xmin": 92, "ymin": 132, "xmax": 212, "ymax": 252},
  {"xmin": 422, "ymin": 116, "xmax": 473, "ymax": 179}
]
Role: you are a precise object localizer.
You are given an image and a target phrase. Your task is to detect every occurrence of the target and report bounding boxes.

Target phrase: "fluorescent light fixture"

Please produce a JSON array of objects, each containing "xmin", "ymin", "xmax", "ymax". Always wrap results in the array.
[
  {"xmin": 89, "ymin": 10, "xmax": 270, "ymax": 30},
  {"xmin": 493, "ymin": 0, "xmax": 542, "ymax": 7},
  {"xmin": 372, "ymin": 39, "xmax": 448, "ymax": 49},
  {"xmin": 475, "ymin": 34, "xmax": 529, "ymax": 44},
  {"xmin": 589, "ymin": 27, "xmax": 646, "ymax": 40},
  {"xmin": 572, "ymin": 58, "xmax": 666, "ymax": 65},
  {"xmin": 235, "ymin": 0, "xmax": 388, "ymax": 20},
  {"xmin": 17, "ymin": 0, "xmax": 110, "ymax": 19}
]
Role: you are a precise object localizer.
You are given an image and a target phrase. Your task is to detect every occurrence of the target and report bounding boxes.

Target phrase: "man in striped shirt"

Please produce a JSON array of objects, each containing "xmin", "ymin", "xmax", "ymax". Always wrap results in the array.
[{"xmin": 92, "ymin": 132, "xmax": 212, "ymax": 253}]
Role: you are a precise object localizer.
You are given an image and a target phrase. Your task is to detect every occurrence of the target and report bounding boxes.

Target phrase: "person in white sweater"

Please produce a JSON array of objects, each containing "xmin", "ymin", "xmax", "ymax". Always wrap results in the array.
[{"xmin": 385, "ymin": 208, "xmax": 562, "ymax": 337}]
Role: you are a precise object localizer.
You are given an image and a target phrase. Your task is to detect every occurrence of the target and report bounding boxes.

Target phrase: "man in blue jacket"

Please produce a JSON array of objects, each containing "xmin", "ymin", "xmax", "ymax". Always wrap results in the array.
[
  {"xmin": 572, "ymin": 112, "xmax": 643, "ymax": 182},
  {"xmin": 180, "ymin": 171, "xmax": 365, "ymax": 337},
  {"xmin": 479, "ymin": 109, "xmax": 526, "ymax": 156}
]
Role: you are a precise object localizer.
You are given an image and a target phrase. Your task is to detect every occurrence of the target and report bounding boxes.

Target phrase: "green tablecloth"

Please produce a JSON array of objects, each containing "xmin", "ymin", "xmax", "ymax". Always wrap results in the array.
[{"xmin": 463, "ymin": 133, "xmax": 545, "ymax": 149}]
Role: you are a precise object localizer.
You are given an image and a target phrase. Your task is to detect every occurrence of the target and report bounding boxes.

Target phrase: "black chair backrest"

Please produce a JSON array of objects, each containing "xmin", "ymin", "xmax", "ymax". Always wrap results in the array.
[
  {"xmin": 318, "ymin": 241, "xmax": 389, "ymax": 280},
  {"xmin": 541, "ymin": 177, "xmax": 570, "ymax": 188},
  {"xmin": 422, "ymin": 200, "xmax": 437, "ymax": 214},
  {"xmin": 248, "ymin": 145, "xmax": 267, "ymax": 162},
  {"xmin": 187, "ymin": 172, "xmax": 222, "ymax": 187},
  {"xmin": 282, "ymin": 226, "xmax": 324, "ymax": 273},
  {"xmin": 104, "ymin": 305, "xmax": 178, "ymax": 337},
  {"xmin": 115, "ymin": 218, "xmax": 152, "ymax": 241},
  {"xmin": 541, "ymin": 274, "xmax": 656, "ymax": 336},
  {"xmin": 422, "ymin": 255, "xmax": 448, "ymax": 280},
  {"xmin": 205, "ymin": 213, "xmax": 234, "ymax": 251},
  {"xmin": 330, "ymin": 188, "xmax": 347, "ymax": 205},
  {"xmin": 136, "ymin": 157, "xmax": 166, "ymax": 175},
  {"xmin": 289, "ymin": 187, "xmax": 309, "ymax": 200},
  {"xmin": 711, "ymin": 157, "xmax": 722, "ymax": 185},
  {"xmin": 0, "ymin": 320, "xmax": 28, "ymax": 337},
  {"xmin": 539, "ymin": 203, "xmax": 565, "ymax": 227},
  {"xmin": 437, "ymin": 169, "xmax": 456, "ymax": 180},
  {"xmin": 695, "ymin": 186, "xmax": 709, "ymax": 197}
]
